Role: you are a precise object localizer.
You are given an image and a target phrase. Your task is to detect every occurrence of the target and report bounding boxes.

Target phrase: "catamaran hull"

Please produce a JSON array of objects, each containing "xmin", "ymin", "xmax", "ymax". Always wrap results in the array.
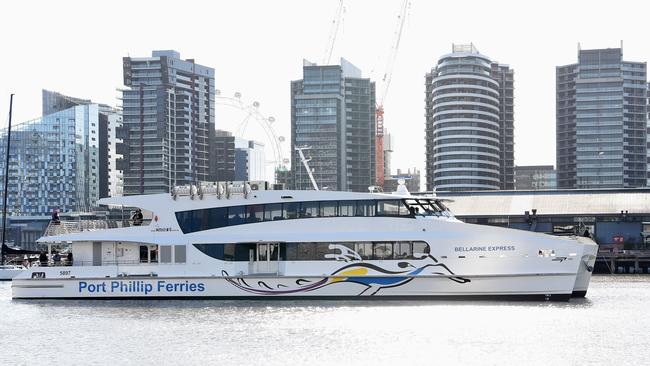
[{"xmin": 12, "ymin": 273, "xmax": 580, "ymax": 301}]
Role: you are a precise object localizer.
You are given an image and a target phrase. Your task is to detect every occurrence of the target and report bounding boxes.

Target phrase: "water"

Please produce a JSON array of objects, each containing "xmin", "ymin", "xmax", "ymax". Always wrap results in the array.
[{"xmin": 0, "ymin": 275, "xmax": 648, "ymax": 366}]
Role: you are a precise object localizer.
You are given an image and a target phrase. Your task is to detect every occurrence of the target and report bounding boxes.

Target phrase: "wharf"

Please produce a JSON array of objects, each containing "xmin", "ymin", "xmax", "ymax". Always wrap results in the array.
[{"xmin": 595, "ymin": 251, "xmax": 650, "ymax": 274}]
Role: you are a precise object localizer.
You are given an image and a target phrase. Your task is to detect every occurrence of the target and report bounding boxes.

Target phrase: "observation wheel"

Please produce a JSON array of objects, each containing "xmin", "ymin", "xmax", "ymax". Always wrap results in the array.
[{"xmin": 215, "ymin": 90, "xmax": 289, "ymax": 182}]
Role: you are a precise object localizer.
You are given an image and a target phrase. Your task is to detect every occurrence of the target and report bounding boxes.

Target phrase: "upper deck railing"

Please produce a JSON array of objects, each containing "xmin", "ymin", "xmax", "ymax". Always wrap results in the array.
[
  {"xmin": 171, "ymin": 181, "xmax": 269, "ymax": 200},
  {"xmin": 43, "ymin": 219, "xmax": 151, "ymax": 237}
]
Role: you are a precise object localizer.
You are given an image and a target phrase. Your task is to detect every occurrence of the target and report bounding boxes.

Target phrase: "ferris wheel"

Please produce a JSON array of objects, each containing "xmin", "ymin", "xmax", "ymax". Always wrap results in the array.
[{"xmin": 214, "ymin": 90, "xmax": 289, "ymax": 180}]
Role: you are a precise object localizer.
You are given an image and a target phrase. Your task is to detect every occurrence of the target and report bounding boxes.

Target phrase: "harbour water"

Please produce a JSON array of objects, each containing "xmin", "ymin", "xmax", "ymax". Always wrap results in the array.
[{"xmin": 1, "ymin": 275, "xmax": 648, "ymax": 366}]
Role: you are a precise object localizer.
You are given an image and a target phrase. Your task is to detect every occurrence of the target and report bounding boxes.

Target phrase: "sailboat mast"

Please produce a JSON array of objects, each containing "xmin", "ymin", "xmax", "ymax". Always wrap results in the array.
[{"xmin": 1, "ymin": 94, "xmax": 14, "ymax": 265}]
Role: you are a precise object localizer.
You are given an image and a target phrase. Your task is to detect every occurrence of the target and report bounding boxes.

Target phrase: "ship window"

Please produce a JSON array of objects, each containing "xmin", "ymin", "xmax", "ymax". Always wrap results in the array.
[
  {"xmin": 377, "ymin": 200, "xmax": 401, "ymax": 216},
  {"xmin": 394, "ymin": 241, "xmax": 412, "ymax": 259},
  {"xmin": 223, "ymin": 244, "xmax": 236, "ymax": 260},
  {"xmin": 374, "ymin": 242, "xmax": 394, "ymax": 260},
  {"xmin": 413, "ymin": 241, "xmax": 430, "ymax": 258},
  {"xmin": 300, "ymin": 201, "xmax": 320, "ymax": 218},
  {"xmin": 264, "ymin": 203, "xmax": 284, "ymax": 221},
  {"xmin": 339, "ymin": 201, "xmax": 356, "ymax": 217},
  {"xmin": 295, "ymin": 243, "xmax": 316, "ymax": 260},
  {"xmin": 176, "ymin": 199, "xmax": 420, "ymax": 234},
  {"xmin": 160, "ymin": 245, "xmax": 172, "ymax": 263},
  {"xmin": 209, "ymin": 207, "xmax": 228, "ymax": 228},
  {"xmin": 320, "ymin": 201, "xmax": 338, "ymax": 217},
  {"xmin": 194, "ymin": 241, "xmax": 431, "ymax": 261},
  {"xmin": 355, "ymin": 242, "xmax": 373, "ymax": 260},
  {"xmin": 246, "ymin": 205, "xmax": 264, "ymax": 223},
  {"xmin": 285, "ymin": 202, "xmax": 299, "ymax": 219},
  {"xmin": 356, "ymin": 200, "xmax": 376, "ymax": 216},
  {"xmin": 194, "ymin": 244, "xmax": 223, "ymax": 259},
  {"xmin": 174, "ymin": 245, "xmax": 186, "ymax": 263},
  {"xmin": 228, "ymin": 206, "xmax": 245, "ymax": 226}
]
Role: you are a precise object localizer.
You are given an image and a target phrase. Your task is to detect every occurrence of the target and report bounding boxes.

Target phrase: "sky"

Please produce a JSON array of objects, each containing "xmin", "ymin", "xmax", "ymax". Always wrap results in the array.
[{"xmin": 1, "ymin": 0, "xmax": 649, "ymax": 184}]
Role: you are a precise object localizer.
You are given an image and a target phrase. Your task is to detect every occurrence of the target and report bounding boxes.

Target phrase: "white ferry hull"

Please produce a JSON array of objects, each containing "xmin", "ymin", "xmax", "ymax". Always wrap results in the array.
[
  {"xmin": 13, "ymin": 273, "xmax": 579, "ymax": 301},
  {"xmin": 0, "ymin": 267, "xmax": 24, "ymax": 281}
]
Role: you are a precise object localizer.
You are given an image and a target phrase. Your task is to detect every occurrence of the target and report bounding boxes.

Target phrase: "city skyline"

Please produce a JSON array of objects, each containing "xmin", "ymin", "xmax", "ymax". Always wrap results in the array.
[{"xmin": 1, "ymin": 1, "xmax": 649, "ymax": 184}]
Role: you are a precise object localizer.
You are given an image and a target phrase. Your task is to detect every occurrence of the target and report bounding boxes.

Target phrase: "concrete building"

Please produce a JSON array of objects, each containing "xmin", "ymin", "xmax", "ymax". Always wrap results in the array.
[
  {"xmin": 425, "ymin": 44, "xmax": 514, "ymax": 192},
  {"xmin": 383, "ymin": 168, "xmax": 421, "ymax": 193},
  {"xmin": 119, "ymin": 50, "xmax": 216, "ymax": 195},
  {"xmin": 290, "ymin": 58, "xmax": 376, "ymax": 191},
  {"xmin": 556, "ymin": 46, "xmax": 647, "ymax": 189},
  {"xmin": 0, "ymin": 90, "xmax": 120, "ymax": 215},
  {"xmin": 514, "ymin": 165, "xmax": 557, "ymax": 190},
  {"xmin": 214, "ymin": 130, "xmax": 235, "ymax": 181},
  {"xmin": 234, "ymin": 138, "xmax": 265, "ymax": 181}
]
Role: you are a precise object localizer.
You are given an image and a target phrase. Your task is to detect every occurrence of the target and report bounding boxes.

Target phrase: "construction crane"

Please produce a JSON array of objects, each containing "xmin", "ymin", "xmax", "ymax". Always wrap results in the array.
[
  {"xmin": 323, "ymin": 0, "xmax": 345, "ymax": 65},
  {"xmin": 376, "ymin": 0, "xmax": 410, "ymax": 187}
]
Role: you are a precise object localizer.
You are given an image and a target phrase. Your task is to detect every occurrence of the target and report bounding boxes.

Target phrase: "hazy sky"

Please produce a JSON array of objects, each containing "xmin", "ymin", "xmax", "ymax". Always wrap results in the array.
[{"xmin": 1, "ymin": 0, "xmax": 648, "ymax": 182}]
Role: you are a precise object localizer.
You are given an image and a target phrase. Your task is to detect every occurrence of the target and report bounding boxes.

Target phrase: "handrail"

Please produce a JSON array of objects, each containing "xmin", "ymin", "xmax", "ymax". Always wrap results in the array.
[
  {"xmin": 43, "ymin": 219, "xmax": 151, "ymax": 237},
  {"xmin": 33, "ymin": 260, "xmax": 177, "ymax": 267}
]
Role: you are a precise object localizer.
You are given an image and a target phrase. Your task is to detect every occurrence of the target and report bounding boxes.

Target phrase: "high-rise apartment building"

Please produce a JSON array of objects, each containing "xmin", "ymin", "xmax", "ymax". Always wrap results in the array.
[
  {"xmin": 214, "ymin": 130, "xmax": 235, "ymax": 181},
  {"xmin": 557, "ymin": 46, "xmax": 647, "ymax": 188},
  {"xmin": 119, "ymin": 50, "xmax": 216, "ymax": 195},
  {"xmin": 425, "ymin": 44, "xmax": 515, "ymax": 191},
  {"xmin": 0, "ymin": 90, "xmax": 120, "ymax": 215},
  {"xmin": 290, "ymin": 58, "xmax": 376, "ymax": 191}
]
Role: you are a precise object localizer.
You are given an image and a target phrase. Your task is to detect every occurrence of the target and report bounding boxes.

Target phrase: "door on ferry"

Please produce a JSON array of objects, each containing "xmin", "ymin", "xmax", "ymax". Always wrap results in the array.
[{"xmin": 252, "ymin": 243, "xmax": 279, "ymax": 274}]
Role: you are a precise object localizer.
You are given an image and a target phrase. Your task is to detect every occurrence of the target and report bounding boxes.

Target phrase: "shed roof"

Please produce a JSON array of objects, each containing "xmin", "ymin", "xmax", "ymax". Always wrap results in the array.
[{"xmin": 434, "ymin": 189, "xmax": 650, "ymax": 216}]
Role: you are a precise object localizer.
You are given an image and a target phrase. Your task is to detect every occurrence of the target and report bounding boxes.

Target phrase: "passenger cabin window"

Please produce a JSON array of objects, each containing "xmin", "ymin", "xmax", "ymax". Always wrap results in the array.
[
  {"xmin": 320, "ymin": 201, "xmax": 337, "ymax": 217},
  {"xmin": 175, "ymin": 199, "xmax": 437, "ymax": 234},
  {"xmin": 193, "ymin": 241, "xmax": 430, "ymax": 262},
  {"xmin": 247, "ymin": 205, "xmax": 263, "ymax": 223}
]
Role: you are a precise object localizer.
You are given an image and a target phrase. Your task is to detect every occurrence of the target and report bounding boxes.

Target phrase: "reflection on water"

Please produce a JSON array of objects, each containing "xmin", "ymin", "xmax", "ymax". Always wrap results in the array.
[{"xmin": 1, "ymin": 275, "xmax": 648, "ymax": 366}]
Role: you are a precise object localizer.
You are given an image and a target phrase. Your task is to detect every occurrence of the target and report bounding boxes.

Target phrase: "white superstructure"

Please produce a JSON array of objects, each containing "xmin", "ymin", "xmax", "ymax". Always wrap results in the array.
[{"xmin": 12, "ymin": 183, "xmax": 597, "ymax": 300}]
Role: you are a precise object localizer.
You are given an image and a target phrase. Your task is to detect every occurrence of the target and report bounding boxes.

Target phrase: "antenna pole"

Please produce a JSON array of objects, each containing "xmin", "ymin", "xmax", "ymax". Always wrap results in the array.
[
  {"xmin": 1, "ymin": 94, "xmax": 14, "ymax": 265},
  {"xmin": 295, "ymin": 146, "xmax": 319, "ymax": 191}
]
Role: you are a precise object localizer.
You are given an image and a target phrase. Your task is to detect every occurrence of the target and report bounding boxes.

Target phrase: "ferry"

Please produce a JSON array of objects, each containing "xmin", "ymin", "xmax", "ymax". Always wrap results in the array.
[{"xmin": 12, "ymin": 182, "xmax": 597, "ymax": 301}]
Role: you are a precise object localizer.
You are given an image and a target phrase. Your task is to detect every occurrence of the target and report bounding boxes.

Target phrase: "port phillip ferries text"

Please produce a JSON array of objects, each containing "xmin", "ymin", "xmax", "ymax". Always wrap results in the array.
[{"xmin": 79, "ymin": 280, "xmax": 205, "ymax": 295}]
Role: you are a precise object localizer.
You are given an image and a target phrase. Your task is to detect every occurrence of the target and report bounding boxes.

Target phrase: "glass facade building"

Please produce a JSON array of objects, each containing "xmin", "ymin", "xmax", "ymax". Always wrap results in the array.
[
  {"xmin": 425, "ymin": 44, "xmax": 515, "ymax": 191},
  {"xmin": 0, "ymin": 105, "xmax": 97, "ymax": 215},
  {"xmin": 119, "ymin": 50, "xmax": 216, "ymax": 195},
  {"xmin": 557, "ymin": 47, "xmax": 648, "ymax": 188},
  {"xmin": 290, "ymin": 58, "xmax": 376, "ymax": 191}
]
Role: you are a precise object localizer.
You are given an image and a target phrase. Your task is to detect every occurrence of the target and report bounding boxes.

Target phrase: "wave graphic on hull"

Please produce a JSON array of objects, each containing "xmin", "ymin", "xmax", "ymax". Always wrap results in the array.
[{"xmin": 222, "ymin": 255, "xmax": 470, "ymax": 296}]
